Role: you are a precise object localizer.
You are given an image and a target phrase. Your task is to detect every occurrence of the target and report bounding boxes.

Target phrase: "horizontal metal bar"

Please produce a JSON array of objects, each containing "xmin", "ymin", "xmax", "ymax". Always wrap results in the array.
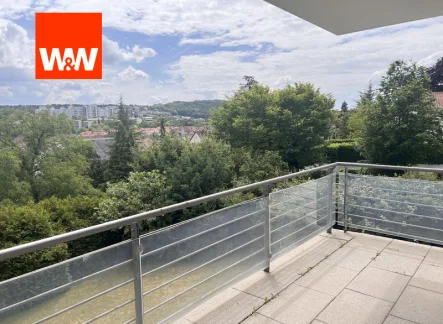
[
  {"xmin": 143, "ymin": 248, "xmax": 264, "ymax": 316},
  {"xmin": 344, "ymin": 213, "xmax": 443, "ymax": 233},
  {"xmin": 142, "ymin": 221, "xmax": 264, "ymax": 278},
  {"xmin": 142, "ymin": 234, "xmax": 264, "ymax": 297},
  {"xmin": 271, "ymin": 196, "xmax": 328, "ymax": 222},
  {"xmin": 32, "ymin": 279, "xmax": 134, "ymax": 324},
  {"xmin": 82, "ymin": 298, "xmax": 135, "ymax": 324},
  {"xmin": 0, "ymin": 259, "xmax": 133, "ymax": 314},
  {"xmin": 347, "ymin": 193, "xmax": 443, "ymax": 211},
  {"xmin": 0, "ymin": 163, "xmax": 337, "ymax": 262},
  {"xmin": 141, "ymin": 208, "xmax": 265, "ymax": 258},
  {"xmin": 347, "ymin": 173, "xmax": 443, "ymax": 186},
  {"xmin": 338, "ymin": 183, "xmax": 443, "ymax": 199},
  {"xmin": 271, "ymin": 213, "xmax": 329, "ymax": 246},
  {"xmin": 339, "ymin": 222, "xmax": 443, "ymax": 246},
  {"xmin": 157, "ymin": 260, "xmax": 266, "ymax": 324},
  {"xmin": 271, "ymin": 206, "xmax": 328, "ymax": 235},
  {"xmin": 343, "ymin": 203, "xmax": 443, "ymax": 222},
  {"xmin": 338, "ymin": 162, "xmax": 443, "ymax": 174},
  {"xmin": 272, "ymin": 223, "xmax": 331, "ymax": 260},
  {"xmin": 271, "ymin": 188, "xmax": 327, "ymax": 208}
]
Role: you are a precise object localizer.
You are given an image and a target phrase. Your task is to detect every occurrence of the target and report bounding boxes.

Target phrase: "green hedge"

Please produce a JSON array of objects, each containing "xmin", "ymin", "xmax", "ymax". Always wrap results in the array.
[{"xmin": 326, "ymin": 142, "xmax": 363, "ymax": 163}]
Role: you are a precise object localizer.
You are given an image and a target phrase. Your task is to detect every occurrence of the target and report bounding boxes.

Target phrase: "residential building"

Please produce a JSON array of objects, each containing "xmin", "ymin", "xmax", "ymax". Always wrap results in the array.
[{"xmin": 432, "ymin": 92, "xmax": 443, "ymax": 108}]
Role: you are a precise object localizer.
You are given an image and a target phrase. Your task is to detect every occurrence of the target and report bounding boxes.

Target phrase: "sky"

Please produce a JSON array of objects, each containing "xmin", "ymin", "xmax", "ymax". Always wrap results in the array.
[{"xmin": 1, "ymin": 0, "xmax": 443, "ymax": 107}]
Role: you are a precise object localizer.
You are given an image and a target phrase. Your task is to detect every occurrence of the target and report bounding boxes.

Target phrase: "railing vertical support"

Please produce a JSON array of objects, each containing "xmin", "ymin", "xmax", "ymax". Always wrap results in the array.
[
  {"xmin": 327, "ymin": 169, "xmax": 334, "ymax": 234},
  {"xmin": 131, "ymin": 222, "xmax": 145, "ymax": 324},
  {"xmin": 343, "ymin": 167, "xmax": 349, "ymax": 233},
  {"xmin": 263, "ymin": 185, "xmax": 272, "ymax": 273}
]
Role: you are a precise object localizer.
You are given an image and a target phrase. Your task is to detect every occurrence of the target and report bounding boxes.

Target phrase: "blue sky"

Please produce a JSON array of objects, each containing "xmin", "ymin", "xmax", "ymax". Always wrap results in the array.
[{"xmin": 1, "ymin": 0, "xmax": 443, "ymax": 107}]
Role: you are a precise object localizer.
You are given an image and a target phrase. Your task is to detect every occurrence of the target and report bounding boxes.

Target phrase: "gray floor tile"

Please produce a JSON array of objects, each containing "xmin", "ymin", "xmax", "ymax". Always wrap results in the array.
[
  {"xmin": 391, "ymin": 286, "xmax": 443, "ymax": 324},
  {"xmin": 409, "ymin": 262, "xmax": 443, "ymax": 294},
  {"xmin": 320, "ymin": 230, "xmax": 355, "ymax": 241},
  {"xmin": 242, "ymin": 313, "xmax": 281, "ymax": 324},
  {"xmin": 347, "ymin": 267, "xmax": 410, "ymax": 302},
  {"xmin": 423, "ymin": 247, "xmax": 443, "ymax": 267},
  {"xmin": 173, "ymin": 318, "xmax": 195, "ymax": 324},
  {"xmin": 295, "ymin": 262, "xmax": 358, "ymax": 296},
  {"xmin": 258, "ymin": 285, "xmax": 333, "ymax": 324},
  {"xmin": 383, "ymin": 315, "xmax": 416, "ymax": 324},
  {"xmin": 233, "ymin": 266, "xmax": 301, "ymax": 299},
  {"xmin": 317, "ymin": 289, "xmax": 393, "ymax": 324},
  {"xmin": 385, "ymin": 240, "xmax": 430, "ymax": 258},
  {"xmin": 323, "ymin": 246, "xmax": 375, "ymax": 271},
  {"xmin": 347, "ymin": 233, "xmax": 392, "ymax": 253},
  {"xmin": 185, "ymin": 288, "xmax": 263, "ymax": 324},
  {"xmin": 370, "ymin": 251, "xmax": 422, "ymax": 276}
]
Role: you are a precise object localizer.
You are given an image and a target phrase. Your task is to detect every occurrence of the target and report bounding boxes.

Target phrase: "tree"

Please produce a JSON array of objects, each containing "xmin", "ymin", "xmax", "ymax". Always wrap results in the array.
[
  {"xmin": 358, "ymin": 60, "xmax": 443, "ymax": 165},
  {"xmin": 239, "ymin": 76, "xmax": 259, "ymax": 92},
  {"xmin": 341, "ymin": 101, "xmax": 348, "ymax": 113},
  {"xmin": 160, "ymin": 118, "xmax": 166, "ymax": 137},
  {"xmin": 0, "ymin": 202, "xmax": 69, "ymax": 280},
  {"xmin": 210, "ymin": 82, "xmax": 335, "ymax": 168},
  {"xmin": 0, "ymin": 111, "xmax": 94, "ymax": 202},
  {"xmin": 427, "ymin": 57, "xmax": 443, "ymax": 92},
  {"xmin": 0, "ymin": 148, "xmax": 31, "ymax": 204},
  {"xmin": 349, "ymin": 83, "xmax": 375, "ymax": 139},
  {"xmin": 106, "ymin": 97, "xmax": 136, "ymax": 181}
]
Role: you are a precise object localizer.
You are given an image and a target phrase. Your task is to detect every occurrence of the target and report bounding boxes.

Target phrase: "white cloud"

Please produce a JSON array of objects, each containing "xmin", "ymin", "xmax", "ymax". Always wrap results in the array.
[
  {"xmin": 0, "ymin": 86, "xmax": 13, "ymax": 97},
  {"xmin": 118, "ymin": 66, "xmax": 148, "ymax": 81},
  {"xmin": 102, "ymin": 36, "xmax": 156, "ymax": 64},
  {"xmin": 1, "ymin": 0, "xmax": 443, "ymax": 106},
  {"xmin": 0, "ymin": 19, "xmax": 34, "ymax": 69}
]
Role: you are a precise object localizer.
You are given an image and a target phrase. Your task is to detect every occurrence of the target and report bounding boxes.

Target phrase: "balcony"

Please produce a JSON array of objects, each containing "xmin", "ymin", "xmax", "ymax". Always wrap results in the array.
[{"xmin": 0, "ymin": 162, "xmax": 442, "ymax": 324}]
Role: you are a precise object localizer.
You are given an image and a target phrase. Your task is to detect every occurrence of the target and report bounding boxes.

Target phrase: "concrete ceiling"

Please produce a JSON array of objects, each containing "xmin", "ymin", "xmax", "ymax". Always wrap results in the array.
[{"xmin": 264, "ymin": 0, "xmax": 443, "ymax": 35}]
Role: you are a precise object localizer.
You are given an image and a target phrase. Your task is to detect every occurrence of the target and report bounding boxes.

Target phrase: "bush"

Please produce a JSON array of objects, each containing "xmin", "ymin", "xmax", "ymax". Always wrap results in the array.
[{"xmin": 325, "ymin": 142, "xmax": 362, "ymax": 163}]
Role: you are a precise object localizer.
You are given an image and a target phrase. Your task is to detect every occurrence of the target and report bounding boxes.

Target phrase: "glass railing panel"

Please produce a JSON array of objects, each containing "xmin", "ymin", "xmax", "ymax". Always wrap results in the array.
[
  {"xmin": 270, "ymin": 174, "xmax": 333, "ymax": 259},
  {"xmin": 0, "ymin": 240, "xmax": 134, "ymax": 324},
  {"xmin": 139, "ymin": 198, "xmax": 267, "ymax": 324},
  {"xmin": 339, "ymin": 174, "xmax": 443, "ymax": 244}
]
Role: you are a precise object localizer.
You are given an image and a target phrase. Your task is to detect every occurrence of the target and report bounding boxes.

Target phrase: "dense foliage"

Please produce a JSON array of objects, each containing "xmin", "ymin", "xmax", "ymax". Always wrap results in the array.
[
  {"xmin": 210, "ymin": 82, "xmax": 335, "ymax": 168},
  {"xmin": 355, "ymin": 61, "xmax": 443, "ymax": 165},
  {"xmin": 151, "ymin": 99, "xmax": 223, "ymax": 119}
]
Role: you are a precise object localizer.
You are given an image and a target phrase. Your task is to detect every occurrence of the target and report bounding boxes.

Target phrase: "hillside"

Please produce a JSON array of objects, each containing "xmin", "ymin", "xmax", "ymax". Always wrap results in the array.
[{"xmin": 150, "ymin": 99, "xmax": 224, "ymax": 119}]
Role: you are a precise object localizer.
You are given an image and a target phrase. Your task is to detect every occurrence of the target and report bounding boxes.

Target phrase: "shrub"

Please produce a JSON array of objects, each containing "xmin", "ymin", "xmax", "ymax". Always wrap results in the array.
[{"xmin": 325, "ymin": 142, "xmax": 362, "ymax": 163}]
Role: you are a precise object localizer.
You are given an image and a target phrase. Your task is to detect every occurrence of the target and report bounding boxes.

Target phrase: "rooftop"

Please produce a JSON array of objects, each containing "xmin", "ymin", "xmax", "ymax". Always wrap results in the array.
[{"xmin": 432, "ymin": 92, "xmax": 443, "ymax": 109}]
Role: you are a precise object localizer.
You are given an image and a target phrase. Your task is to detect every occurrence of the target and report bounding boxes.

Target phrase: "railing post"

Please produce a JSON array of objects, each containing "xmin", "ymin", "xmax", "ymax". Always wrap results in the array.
[
  {"xmin": 327, "ymin": 169, "xmax": 334, "ymax": 234},
  {"xmin": 343, "ymin": 167, "xmax": 349, "ymax": 233},
  {"xmin": 263, "ymin": 185, "xmax": 272, "ymax": 273},
  {"xmin": 131, "ymin": 222, "xmax": 144, "ymax": 324}
]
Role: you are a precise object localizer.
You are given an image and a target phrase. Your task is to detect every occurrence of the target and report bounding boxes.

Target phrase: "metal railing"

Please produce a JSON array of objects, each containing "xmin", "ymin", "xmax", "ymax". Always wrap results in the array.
[{"xmin": 0, "ymin": 162, "xmax": 442, "ymax": 324}]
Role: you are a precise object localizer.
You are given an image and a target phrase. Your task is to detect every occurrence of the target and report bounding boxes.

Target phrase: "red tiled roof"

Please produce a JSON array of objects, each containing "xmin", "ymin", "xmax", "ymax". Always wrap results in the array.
[{"xmin": 432, "ymin": 92, "xmax": 443, "ymax": 109}]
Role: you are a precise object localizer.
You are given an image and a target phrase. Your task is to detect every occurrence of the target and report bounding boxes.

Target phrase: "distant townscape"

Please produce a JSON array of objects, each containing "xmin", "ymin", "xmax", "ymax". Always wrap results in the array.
[{"xmin": 33, "ymin": 100, "xmax": 222, "ymax": 129}]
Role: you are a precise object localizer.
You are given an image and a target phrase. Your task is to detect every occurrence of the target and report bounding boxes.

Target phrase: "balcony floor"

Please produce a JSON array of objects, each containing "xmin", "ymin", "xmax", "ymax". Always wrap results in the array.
[{"xmin": 176, "ymin": 230, "xmax": 443, "ymax": 324}]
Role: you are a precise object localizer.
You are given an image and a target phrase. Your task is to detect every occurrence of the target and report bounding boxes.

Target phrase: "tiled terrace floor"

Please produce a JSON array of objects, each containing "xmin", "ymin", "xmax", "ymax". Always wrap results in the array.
[{"xmin": 176, "ymin": 230, "xmax": 443, "ymax": 324}]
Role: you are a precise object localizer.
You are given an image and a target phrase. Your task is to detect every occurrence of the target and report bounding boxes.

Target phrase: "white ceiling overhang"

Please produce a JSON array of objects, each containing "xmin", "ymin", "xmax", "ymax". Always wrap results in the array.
[{"xmin": 264, "ymin": 0, "xmax": 443, "ymax": 35}]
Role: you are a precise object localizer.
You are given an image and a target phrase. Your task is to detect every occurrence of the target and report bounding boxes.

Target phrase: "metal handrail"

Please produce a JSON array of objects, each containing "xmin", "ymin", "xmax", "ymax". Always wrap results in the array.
[
  {"xmin": 0, "ymin": 163, "xmax": 337, "ymax": 262},
  {"xmin": 1, "ymin": 162, "xmax": 442, "ymax": 262}
]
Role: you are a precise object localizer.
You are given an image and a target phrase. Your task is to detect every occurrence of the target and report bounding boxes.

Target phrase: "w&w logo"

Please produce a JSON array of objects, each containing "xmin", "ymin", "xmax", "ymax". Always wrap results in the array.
[{"xmin": 35, "ymin": 13, "xmax": 102, "ymax": 79}]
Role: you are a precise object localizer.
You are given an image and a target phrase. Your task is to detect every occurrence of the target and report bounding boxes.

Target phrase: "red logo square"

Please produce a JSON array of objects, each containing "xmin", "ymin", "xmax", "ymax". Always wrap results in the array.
[{"xmin": 35, "ymin": 13, "xmax": 102, "ymax": 80}]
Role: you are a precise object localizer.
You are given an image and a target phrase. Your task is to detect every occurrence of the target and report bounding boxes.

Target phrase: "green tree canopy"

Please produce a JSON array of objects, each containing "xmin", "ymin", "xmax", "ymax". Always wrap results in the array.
[
  {"xmin": 0, "ymin": 111, "xmax": 95, "ymax": 202},
  {"xmin": 106, "ymin": 98, "xmax": 137, "ymax": 182},
  {"xmin": 427, "ymin": 57, "xmax": 443, "ymax": 92},
  {"xmin": 210, "ymin": 82, "xmax": 335, "ymax": 168},
  {"xmin": 358, "ymin": 60, "xmax": 443, "ymax": 165}
]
